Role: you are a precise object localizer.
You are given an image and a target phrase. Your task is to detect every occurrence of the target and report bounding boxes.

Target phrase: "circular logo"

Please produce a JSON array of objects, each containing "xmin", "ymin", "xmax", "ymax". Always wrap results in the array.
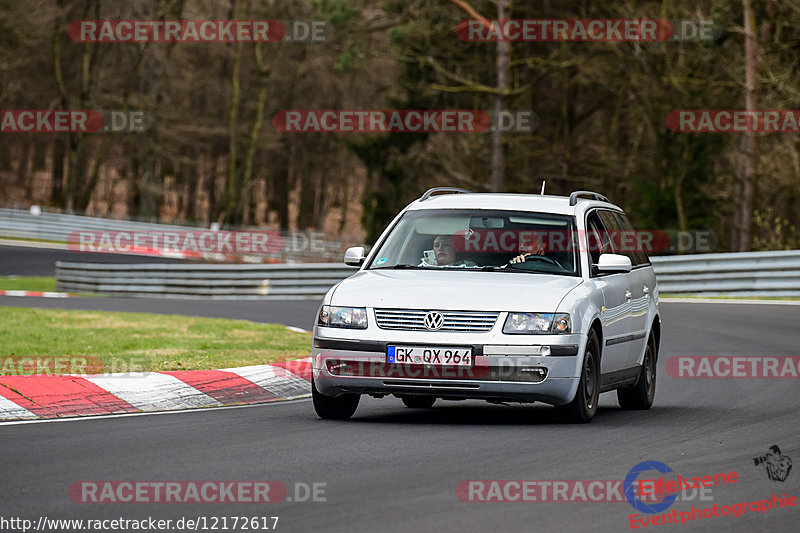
[
  {"xmin": 624, "ymin": 461, "xmax": 677, "ymax": 514},
  {"xmin": 423, "ymin": 311, "xmax": 444, "ymax": 331}
]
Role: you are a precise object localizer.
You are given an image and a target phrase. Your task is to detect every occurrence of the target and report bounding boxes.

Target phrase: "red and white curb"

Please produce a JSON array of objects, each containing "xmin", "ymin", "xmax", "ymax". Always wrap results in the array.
[
  {"xmin": 0, "ymin": 357, "xmax": 311, "ymax": 420},
  {"xmin": 0, "ymin": 290, "xmax": 71, "ymax": 298}
]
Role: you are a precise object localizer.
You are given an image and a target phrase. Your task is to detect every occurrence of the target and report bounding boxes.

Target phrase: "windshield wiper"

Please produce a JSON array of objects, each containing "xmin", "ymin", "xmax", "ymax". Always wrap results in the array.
[
  {"xmin": 497, "ymin": 263, "xmax": 560, "ymax": 274},
  {"xmin": 476, "ymin": 265, "xmax": 530, "ymax": 272},
  {"xmin": 369, "ymin": 263, "xmax": 417, "ymax": 270}
]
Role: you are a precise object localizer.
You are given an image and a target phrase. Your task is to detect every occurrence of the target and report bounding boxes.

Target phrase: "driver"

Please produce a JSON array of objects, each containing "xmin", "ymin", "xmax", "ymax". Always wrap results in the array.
[{"xmin": 510, "ymin": 233, "xmax": 546, "ymax": 264}]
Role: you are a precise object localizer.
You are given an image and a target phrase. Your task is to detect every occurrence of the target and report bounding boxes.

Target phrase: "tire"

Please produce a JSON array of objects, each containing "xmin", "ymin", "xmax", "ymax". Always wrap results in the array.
[
  {"xmin": 617, "ymin": 334, "xmax": 657, "ymax": 410},
  {"xmin": 312, "ymin": 380, "xmax": 360, "ymax": 420},
  {"xmin": 562, "ymin": 330, "xmax": 600, "ymax": 423},
  {"xmin": 401, "ymin": 395, "xmax": 436, "ymax": 409}
]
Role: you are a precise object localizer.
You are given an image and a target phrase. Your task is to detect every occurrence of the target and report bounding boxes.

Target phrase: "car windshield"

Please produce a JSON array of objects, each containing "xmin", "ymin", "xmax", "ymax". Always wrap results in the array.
[{"xmin": 366, "ymin": 209, "xmax": 579, "ymax": 276}]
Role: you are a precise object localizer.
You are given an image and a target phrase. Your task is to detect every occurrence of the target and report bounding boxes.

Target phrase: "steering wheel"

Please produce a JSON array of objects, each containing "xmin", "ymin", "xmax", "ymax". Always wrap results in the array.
[{"xmin": 507, "ymin": 254, "xmax": 564, "ymax": 269}]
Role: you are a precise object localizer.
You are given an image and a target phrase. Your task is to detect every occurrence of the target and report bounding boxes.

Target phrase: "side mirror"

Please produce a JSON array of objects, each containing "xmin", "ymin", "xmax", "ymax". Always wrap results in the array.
[
  {"xmin": 344, "ymin": 246, "xmax": 366, "ymax": 267},
  {"xmin": 596, "ymin": 253, "xmax": 632, "ymax": 273}
]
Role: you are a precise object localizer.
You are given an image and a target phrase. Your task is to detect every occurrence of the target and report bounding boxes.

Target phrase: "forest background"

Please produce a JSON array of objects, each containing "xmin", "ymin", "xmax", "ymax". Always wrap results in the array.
[{"xmin": 1, "ymin": 0, "xmax": 798, "ymax": 252}]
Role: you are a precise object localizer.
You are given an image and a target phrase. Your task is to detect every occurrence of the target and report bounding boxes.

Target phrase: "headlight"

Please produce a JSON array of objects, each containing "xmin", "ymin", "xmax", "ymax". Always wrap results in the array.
[
  {"xmin": 503, "ymin": 313, "xmax": 571, "ymax": 334},
  {"xmin": 318, "ymin": 305, "xmax": 368, "ymax": 329}
]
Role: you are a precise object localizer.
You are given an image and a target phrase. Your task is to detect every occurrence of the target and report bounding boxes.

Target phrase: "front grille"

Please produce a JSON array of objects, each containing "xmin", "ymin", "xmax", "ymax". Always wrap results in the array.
[{"xmin": 374, "ymin": 309, "xmax": 499, "ymax": 332}]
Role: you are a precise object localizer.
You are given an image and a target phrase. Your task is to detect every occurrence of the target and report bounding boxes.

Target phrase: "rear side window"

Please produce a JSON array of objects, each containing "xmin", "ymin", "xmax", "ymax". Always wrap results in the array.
[
  {"xmin": 613, "ymin": 212, "xmax": 650, "ymax": 266},
  {"xmin": 585, "ymin": 211, "xmax": 614, "ymax": 273},
  {"xmin": 595, "ymin": 210, "xmax": 628, "ymax": 264},
  {"xmin": 596, "ymin": 209, "xmax": 648, "ymax": 267}
]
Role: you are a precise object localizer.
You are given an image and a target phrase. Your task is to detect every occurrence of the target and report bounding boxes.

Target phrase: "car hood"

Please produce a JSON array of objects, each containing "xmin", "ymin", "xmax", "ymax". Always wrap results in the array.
[{"xmin": 330, "ymin": 269, "xmax": 583, "ymax": 311}]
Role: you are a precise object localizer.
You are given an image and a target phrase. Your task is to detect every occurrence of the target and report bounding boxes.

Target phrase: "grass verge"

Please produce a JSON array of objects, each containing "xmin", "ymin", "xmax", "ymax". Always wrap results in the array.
[
  {"xmin": 0, "ymin": 276, "xmax": 58, "ymax": 292},
  {"xmin": 0, "ymin": 236, "xmax": 65, "ymax": 245},
  {"xmin": 0, "ymin": 307, "xmax": 311, "ymax": 374}
]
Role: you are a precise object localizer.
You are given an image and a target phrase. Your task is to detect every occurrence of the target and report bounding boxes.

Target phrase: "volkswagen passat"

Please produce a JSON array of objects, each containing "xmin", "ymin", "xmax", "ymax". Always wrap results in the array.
[{"xmin": 312, "ymin": 188, "xmax": 661, "ymax": 422}]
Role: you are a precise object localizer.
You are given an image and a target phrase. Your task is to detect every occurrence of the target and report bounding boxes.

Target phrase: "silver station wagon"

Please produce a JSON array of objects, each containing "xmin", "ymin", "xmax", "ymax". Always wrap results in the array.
[{"xmin": 312, "ymin": 188, "xmax": 661, "ymax": 422}]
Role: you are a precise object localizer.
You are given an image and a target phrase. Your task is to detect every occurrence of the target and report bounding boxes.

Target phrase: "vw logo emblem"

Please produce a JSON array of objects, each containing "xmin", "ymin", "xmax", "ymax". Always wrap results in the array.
[{"xmin": 424, "ymin": 311, "xmax": 444, "ymax": 330}]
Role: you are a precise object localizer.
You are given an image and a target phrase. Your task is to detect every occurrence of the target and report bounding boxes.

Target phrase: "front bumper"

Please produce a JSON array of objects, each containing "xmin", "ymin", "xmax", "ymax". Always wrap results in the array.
[{"xmin": 312, "ymin": 329, "xmax": 587, "ymax": 406}]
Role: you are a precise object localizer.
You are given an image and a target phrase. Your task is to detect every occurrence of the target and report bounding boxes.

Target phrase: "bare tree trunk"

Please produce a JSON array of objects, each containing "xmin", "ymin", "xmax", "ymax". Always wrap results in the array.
[
  {"xmin": 675, "ymin": 138, "xmax": 691, "ymax": 234},
  {"xmin": 734, "ymin": 0, "xmax": 758, "ymax": 251},
  {"xmin": 238, "ymin": 40, "xmax": 283, "ymax": 223},
  {"xmin": 275, "ymin": 137, "xmax": 292, "ymax": 231},
  {"xmin": 297, "ymin": 152, "xmax": 315, "ymax": 229},
  {"xmin": 15, "ymin": 139, "xmax": 31, "ymax": 187},
  {"xmin": 215, "ymin": 0, "xmax": 243, "ymax": 224},
  {"xmin": 338, "ymin": 178, "xmax": 349, "ymax": 234},
  {"xmin": 51, "ymin": 1, "xmax": 70, "ymax": 208},
  {"xmin": 51, "ymin": 137, "xmax": 66, "ymax": 206},
  {"xmin": 52, "ymin": 0, "xmax": 102, "ymax": 212},
  {"xmin": 448, "ymin": 0, "xmax": 508, "ymax": 191},
  {"xmin": 77, "ymin": 138, "xmax": 111, "ymax": 210},
  {"xmin": 491, "ymin": 0, "xmax": 509, "ymax": 192}
]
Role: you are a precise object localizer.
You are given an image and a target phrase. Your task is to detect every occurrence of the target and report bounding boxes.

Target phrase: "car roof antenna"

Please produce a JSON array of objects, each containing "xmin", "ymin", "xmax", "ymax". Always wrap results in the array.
[{"xmin": 540, "ymin": 180, "xmax": 546, "ymax": 196}]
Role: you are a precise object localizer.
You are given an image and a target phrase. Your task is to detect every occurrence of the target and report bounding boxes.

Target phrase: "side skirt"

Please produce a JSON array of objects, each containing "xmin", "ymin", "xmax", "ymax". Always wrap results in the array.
[{"xmin": 599, "ymin": 366, "xmax": 640, "ymax": 393}]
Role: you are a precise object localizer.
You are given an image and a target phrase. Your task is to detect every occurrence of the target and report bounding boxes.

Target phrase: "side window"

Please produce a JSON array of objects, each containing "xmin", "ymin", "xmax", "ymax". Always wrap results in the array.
[
  {"xmin": 613, "ymin": 212, "xmax": 650, "ymax": 266},
  {"xmin": 597, "ymin": 210, "xmax": 635, "ymax": 264},
  {"xmin": 585, "ymin": 212, "xmax": 612, "ymax": 273}
]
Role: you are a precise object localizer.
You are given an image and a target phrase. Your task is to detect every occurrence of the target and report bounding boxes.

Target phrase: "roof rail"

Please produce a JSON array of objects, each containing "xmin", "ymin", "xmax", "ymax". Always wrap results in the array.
[
  {"xmin": 419, "ymin": 187, "xmax": 472, "ymax": 202},
  {"xmin": 568, "ymin": 190, "xmax": 610, "ymax": 206}
]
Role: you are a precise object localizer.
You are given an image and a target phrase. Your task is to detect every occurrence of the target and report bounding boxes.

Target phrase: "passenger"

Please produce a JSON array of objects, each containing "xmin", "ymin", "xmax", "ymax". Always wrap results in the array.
[{"xmin": 425, "ymin": 235, "xmax": 478, "ymax": 267}]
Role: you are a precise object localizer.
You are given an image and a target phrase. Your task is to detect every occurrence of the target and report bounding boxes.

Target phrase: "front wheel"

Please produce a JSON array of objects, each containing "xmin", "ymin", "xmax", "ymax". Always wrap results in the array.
[
  {"xmin": 561, "ymin": 330, "xmax": 600, "ymax": 423},
  {"xmin": 617, "ymin": 335, "xmax": 657, "ymax": 410},
  {"xmin": 312, "ymin": 380, "xmax": 360, "ymax": 420},
  {"xmin": 401, "ymin": 395, "xmax": 436, "ymax": 409}
]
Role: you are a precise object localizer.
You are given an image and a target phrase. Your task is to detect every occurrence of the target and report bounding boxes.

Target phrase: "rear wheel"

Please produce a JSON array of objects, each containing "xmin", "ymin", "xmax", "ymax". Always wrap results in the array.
[
  {"xmin": 401, "ymin": 395, "xmax": 436, "ymax": 409},
  {"xmin": 561, "ymin": 330, "xmax": 600, "ymax": 423},
  {"xmin": 617, "ymin": 334, "xmax": 657, "ymax": 410},
  {"xmin": 312, "ymin": 380, "xmax": 360, "ymax": 420}
]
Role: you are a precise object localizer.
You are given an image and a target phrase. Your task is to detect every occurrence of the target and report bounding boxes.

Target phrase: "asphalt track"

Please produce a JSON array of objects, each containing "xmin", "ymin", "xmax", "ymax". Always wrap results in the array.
[
  {"xmin": 0, "ymin": 243, "xmax": 184, "ymax": 276},
  {"xmin": 1, "ymin": 299, "xmax": 799, "ymax": 533}
]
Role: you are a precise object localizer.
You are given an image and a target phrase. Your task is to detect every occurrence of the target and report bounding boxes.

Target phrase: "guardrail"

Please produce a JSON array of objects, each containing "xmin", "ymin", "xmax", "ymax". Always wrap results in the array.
[
  {"xmin": 55, "ymin": 250, "xmax": 800, "ymax": 299},
  {"xmin": 650, "ymin": 250, "xmax": 800, "ymax": 297},
  {"xmin": 0, "ymin": 207, "xmax": 195, "ymax": 243},
  {"xmin": 0, "ymin": 207, "xmax": 359, "ymax": 263},
  {"xmin": 56, "ymin": 262, "xmax": 358, "ymax": 299}
]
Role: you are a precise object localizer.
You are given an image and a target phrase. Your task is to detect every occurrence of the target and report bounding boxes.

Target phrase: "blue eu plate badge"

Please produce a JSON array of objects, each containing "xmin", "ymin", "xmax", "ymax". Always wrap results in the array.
[{"xmin": 387, "ymin": 345, "xmax": 396, "ymax": 363}]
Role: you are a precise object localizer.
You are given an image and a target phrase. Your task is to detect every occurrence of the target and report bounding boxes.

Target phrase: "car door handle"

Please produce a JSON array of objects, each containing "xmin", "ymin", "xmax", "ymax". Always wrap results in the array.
[{"xmin": 625, "ymin": 290, "xmax": 632, "ymax": 300}]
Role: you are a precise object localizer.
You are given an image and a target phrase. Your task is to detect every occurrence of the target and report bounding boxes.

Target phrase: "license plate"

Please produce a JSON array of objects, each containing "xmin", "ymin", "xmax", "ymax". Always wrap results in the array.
[{"xmin": 387, "ymin": 346, "xmax": 472, "ymax": 366}]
